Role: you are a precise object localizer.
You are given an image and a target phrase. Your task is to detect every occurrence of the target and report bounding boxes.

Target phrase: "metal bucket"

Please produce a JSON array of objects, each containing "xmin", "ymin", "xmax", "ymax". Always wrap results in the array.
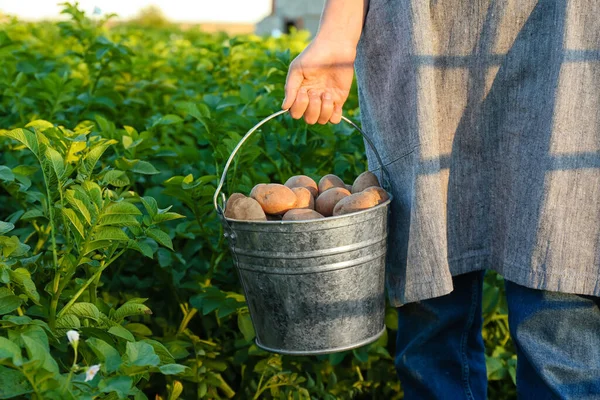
[{"xmin": 213, "ymin": 110, "xmax": 392, "ymax": 355}]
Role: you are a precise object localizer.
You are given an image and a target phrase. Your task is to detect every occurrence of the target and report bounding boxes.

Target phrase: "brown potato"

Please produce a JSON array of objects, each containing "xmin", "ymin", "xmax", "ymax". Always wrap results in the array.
[
  {"xmin": 250, "ymin": 183, "xmax": 267, "ymax": 198},
  {"xmin": 291, "ymin": 187, "xmax": 314, "ymax": 210},
  {"xmin": 224, "ymin": 193, "xmax": 246, "ymax": 218},
  {"xmin": 318, "ymin": 174, "xmax": 346, "ymax": 194},
  {"xmin": 250, "ymin": 183, "xmax": 297, "ymax": 215},
  {"xmin": 284, "ymin": 175, "xmax": 318, "ymax": 198},
  {"xmin": 352, "ymin": 171, "xmax": 380, "ymax": 193},
  {"xmin": 282, "ymin": 209, "xmax": 324, "ymax": 221},
  {"xmin": 315, "ymin": 187, "xmax": 351, "ymax": 217},
  {"xmin": 333, "ymin": 191, "xmax": 379, "ymax": 216},
  {"xmin": 362, "ymin": 186, "xmax": 390, "ymax": 204},
  {"xmin": 225, "ymin": 197, "xmax": 267, "ymax": 221}
]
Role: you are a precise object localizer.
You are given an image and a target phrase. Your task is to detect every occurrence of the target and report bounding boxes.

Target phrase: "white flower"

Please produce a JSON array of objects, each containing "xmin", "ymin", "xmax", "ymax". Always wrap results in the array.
[
  {"xmin": 66, "ymin": 330, "xmax": 80, "ymax": 345},
  {"xmin": 85, "ymin": 364, "xmax": 101, "ymax": 382}
]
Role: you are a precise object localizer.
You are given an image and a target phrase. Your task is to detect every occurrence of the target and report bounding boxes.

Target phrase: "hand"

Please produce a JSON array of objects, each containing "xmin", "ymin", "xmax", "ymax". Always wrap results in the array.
[{"xmin": 282, "ymin": 38, "xmax": 356, "ymax": 125}]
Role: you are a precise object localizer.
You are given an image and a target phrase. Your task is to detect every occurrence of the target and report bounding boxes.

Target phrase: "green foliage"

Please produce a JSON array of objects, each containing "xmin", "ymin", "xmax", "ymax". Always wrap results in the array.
[{"xmin": 0, "ymin": 3, "xmax": 516, "ymax": 399}]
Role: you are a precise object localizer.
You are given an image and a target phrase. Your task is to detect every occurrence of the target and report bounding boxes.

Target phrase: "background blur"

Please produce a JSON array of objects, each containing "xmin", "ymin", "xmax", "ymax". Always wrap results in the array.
[{"xmin": 0, "ymin": 0, "xmax": 326, "ymax": 35}]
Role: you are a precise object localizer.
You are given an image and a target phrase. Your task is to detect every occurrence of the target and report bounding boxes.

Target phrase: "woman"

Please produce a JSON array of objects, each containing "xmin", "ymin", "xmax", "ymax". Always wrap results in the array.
[{"xmin": 282, "ymin": 0, "xmax": 600, "ymax": 398}]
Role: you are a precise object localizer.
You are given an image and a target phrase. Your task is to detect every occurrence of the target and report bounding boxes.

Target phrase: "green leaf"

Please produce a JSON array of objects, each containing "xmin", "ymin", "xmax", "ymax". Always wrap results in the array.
[
  {"xmin": 55, "ymin": 314, "xmax": 81, "ymax": 330},
  {"xmin": 65, "ymin": 190, "xmax": 92, "ymax": 225},
  {"xmin": 152, "ymin": 212, "xmax": 186, "ymax": 224},
  {"xmin": 21, "ymin": 209, "xmax": 44, "ymax": 221},
  {"xmin": 82, "ymin": 139, "xmax": 118, "ymax": 175},
  {"xmin": 1, "ymin": 128, "xmax": 40, "ymax": 157},
  {"xmin": 131, "ymin": 160, "xmax": 160, "ymax": 175},
  {"xmin": 22, "ymin": 335, "xmax": 59, "ymax": 373},
  {"xmin": 152, "ymin": 114, "xmax": 183, "ymax": 127},
  {"xmin": 0, "ymin": 236, "xmax": 29, "ymax": 258},
  {"xmin": 124, "ymin": 341, "xmax": 160, "ymax": 367},
  {"xmin": 0, "ymin": 337, "xmax": 23, "ymax": 366},
  {"xmin": 142, "ymin": 339, "xmax": 176, "ymax": 365},
  {"xmin": 0, "ymin": 366, "xmax": 32, "ymax": 398},
  {"xmin": 146, "ymin": 228, "xmax": 172, "ymax": 250},
  {"xmin": 140, "ymin": 197, "xmax": 158, "ymax": 217},
  {"xmin": 66, "ymin": 302, "xmax": 100, "ymax": 321},
  {"xmin": 92, "ymin": 226, "xmax": 130, "ymax": 242},
  {"xmin": 62, "ymin": 208, "xmax": 86, "ymax": 239},
  {"xmin": 385, "ymin": 306, "xmax": 398, "ymax": 331},
  {"xmin": 104, "ymin": 201, "xmax": 142, "ymax": 216},
  {"xmin": 4, "ymin": 298, "xmax": 28, "ymax": 319},
  {"xmin": 83, "ymin": 181, "xmax": 103, "ymax": 210},
  {"xmin": 103, "ymin": 169, "xmax": 130, "ymax": 187},
  {"xmin": 128, "ymin": 241, "xmax": 154, "ymax": 258},
  {"xmin": 99, "ymin": 376, "xmax": 133, "ymax": 398},
  {"xmin": 83, "ymin": 240, "xmax": 112, "ymax": 256},
  {"xmin": 108, "ymin": 325, "xmax": 135, "ymax": 342},
  {"xmin": 25, "ymin": 120, "xmax": 54, "ymax": 130},
  {"xmin": 87, "ymin": 337, "xmax": 122, "ymax": 373},
  {"xmin": 158, "ymin": 364, "xmax": 188, "ymax": 375},
  {"xmin": 125, "ymin": 323, "xmax": 152, "ymax": 337},
  {"xmin": 45, "ymin": 146, "xmax": 65, "ymax": 180},
  {"xmin": 98, "ymin": 214, "xmax": 140, "ymax": 227},
  {"xmin": 113, "ymin": 302, "xmax": 152, "ymax": 322},
  {"xmin": 9, "ymin": 268, "xmax": 39, "ymax": 303},
  {"xmin": 0, "ymin": 221, "xmax": 14, "ymax": 235},
  {"xmin": 0, "ymin": 166, "xmax": 14, "ymax": 182},
  {"xmin": 237, "ymin": 312, "xmax": 255, "ymax": 341}
]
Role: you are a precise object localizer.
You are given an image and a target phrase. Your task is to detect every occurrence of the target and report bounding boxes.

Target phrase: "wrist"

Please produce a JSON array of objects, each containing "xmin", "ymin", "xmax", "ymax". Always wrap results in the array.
[{"xmin": 310, "ymin": 35, "xmax": 358, "ymax": 57}]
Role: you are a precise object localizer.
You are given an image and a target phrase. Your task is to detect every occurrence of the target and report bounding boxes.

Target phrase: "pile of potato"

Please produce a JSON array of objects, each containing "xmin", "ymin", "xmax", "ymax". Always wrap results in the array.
[{"xmin": 224, "ymin": 171, "xmax": 389, "ymax": 222}]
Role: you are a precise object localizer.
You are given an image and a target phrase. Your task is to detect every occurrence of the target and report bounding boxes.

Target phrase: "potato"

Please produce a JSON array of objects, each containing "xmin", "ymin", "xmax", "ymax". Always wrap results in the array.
[
  {"xmin": 250, "ymin": 183, "xmax": 267, "ymax": 198},
  {"xmin": 352, "ymin": 171, "xmax": 380, "ymax": 193},
  {"xmin": 291, "ymin": 187, "xmax": 314, "ymax": 210},
  {"xmin": 225, "ymin": 197, "xmax": 267, "ymax": 221},
  {"xmin": 333, "ymin": 191, "xmax": 379, "ymax": 216},
  {"xmin": 315, "ymin": 187, "xmax": 351, "ymax": 217},
  {"xmin": 285, "ymin": 175, "xmax": 318, "ymax": 198},
  {"xmin": 224, "ymin": 193, "xmax": 246, "ymax": 218},
  {"xmin": 282, "ymin": 209, "xmax": 324, "ymax": 221},
  {"xmin": 318, "ymin": 174, "xmax": 346, "ymax": 194},
  {"xmin": 362, "ymin": 186, "xmax": 390, "ymax": 204},
  {"xmin": 250, "ymin": 183, "xmax": 297, "ymax": 215}
]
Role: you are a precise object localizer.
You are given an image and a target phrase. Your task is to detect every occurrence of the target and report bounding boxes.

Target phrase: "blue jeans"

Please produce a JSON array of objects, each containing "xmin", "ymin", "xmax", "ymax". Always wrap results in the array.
[{"xmin": 395, "ymin": 271, "xmax": 600, "ymax": 399}]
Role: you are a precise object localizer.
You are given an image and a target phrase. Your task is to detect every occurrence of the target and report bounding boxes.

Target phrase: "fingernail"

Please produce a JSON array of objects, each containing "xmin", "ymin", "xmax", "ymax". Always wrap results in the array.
[
  {"xmin": 323, "ymin": 92, "xmax": 332, "ymax": 100},
  {"xmin": 299, "ymin": 87, "xmax": 307, "ymax": 95},
  {"xmin": 281, "ymin": 97, "xmax": 286, "ymax": 108}
]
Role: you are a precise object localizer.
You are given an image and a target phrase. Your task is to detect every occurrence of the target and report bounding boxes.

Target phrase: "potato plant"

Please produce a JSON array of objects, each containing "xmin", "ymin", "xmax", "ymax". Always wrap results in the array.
[{"xmin": 0, "ymin": 3, "xmax": 516, "ymax": 399}]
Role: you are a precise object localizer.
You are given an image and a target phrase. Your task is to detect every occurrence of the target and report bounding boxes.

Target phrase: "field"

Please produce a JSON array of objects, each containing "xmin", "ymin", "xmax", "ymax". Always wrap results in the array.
[{"xmin": 0, "ymin": 4, "xmax": 516, "ymax": 399}]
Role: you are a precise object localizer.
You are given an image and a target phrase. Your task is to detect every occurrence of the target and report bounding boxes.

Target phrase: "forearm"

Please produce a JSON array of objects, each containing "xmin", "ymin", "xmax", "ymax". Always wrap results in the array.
[{"xmin": 315, "ymin": 0, "xmax": 368, "ymax": 48}]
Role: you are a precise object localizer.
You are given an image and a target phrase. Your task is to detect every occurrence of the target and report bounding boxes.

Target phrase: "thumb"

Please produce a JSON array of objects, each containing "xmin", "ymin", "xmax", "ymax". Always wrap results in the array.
[{"xmin": 282, "ymin": 64, "xmax": 304, "ymax": 110}]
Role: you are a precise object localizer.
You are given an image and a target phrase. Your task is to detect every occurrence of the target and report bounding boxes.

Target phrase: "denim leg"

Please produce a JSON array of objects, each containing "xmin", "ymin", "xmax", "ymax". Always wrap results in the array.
[
  {"xmin": 505, "ymin": 280, "xmax": 600, "ymax": 400},
  {"xmin": 395, "ymin": 271, "xmax": 488, "ymax": 400}
]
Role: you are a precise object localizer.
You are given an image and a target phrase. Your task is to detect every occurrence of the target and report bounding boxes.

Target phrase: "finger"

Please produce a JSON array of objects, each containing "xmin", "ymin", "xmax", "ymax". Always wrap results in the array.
[
  {"xmin": 282, "ymin": 65, "xmax": 304, "ymax": 110},
  {"xmin": 329, "ymin": 103, "xmax": 343, "ymax": 124},
  {"xmin": 317, "ymin": 92, "xmax": 334, "ymax": 124},
  {"xmin": 289, "ymin": 87, "xmax": 309, "ymax": 119},
  {"xmin": 304, "ymin": 89, "xmax": 322, "ymax": 125}
]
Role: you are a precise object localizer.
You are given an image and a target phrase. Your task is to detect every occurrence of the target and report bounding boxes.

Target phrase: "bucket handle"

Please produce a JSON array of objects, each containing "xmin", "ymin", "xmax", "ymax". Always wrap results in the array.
[{"xmin": 213, "ymin": 109, "xmax": 390, "ymax": 214}]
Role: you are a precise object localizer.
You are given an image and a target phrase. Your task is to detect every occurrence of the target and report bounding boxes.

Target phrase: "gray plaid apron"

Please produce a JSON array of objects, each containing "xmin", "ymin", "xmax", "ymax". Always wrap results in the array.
[{"xmin": 355, "ymin": 0, "xmax": 600, "ymax": 304}]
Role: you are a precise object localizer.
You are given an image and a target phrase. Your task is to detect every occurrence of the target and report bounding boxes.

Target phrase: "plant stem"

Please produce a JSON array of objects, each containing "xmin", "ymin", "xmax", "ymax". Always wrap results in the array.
[
  {"xmin": 62, "ymin": 345, "xmax": 78, "ymax": 394},
  {"xmin": 57, "ymin": 248, "xmax": 126, "ymax": 319},
  {"xmin": 177, "ymin": 307, "xmax": 197, "ymax": 335}
]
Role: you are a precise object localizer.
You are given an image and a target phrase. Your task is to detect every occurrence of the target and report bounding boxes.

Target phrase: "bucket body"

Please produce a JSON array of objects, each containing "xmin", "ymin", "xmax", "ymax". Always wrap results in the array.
[{"xmin": 224, "ymin": 199, "xmax": 390, "ymax": 355}]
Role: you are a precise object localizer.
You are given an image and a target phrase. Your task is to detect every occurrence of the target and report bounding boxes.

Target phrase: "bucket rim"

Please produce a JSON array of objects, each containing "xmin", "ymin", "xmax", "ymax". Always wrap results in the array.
[
  {"xmin": 224, "ymin": 194, "xmax": 392, "ymax": 225},
  {"xmin": 254, "ymin": 326, "xmax": 386, "ymax": 355}
]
